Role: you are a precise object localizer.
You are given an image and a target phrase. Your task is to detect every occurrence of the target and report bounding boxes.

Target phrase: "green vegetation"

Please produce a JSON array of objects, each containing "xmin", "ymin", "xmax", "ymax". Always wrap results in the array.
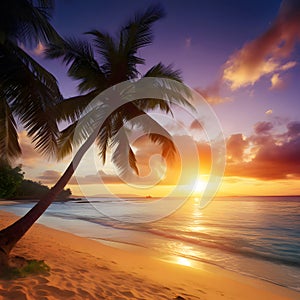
[
  {"xmin": 0, "ymin": 163, "xmax": 24, "ymax": 198},
  {"xmin": 0, "ymin": 259, "xmax": 50, "ymax": 280},
  {"xmin": 0, "ymin": 164, "xmax": 72, "ymax": 200},
  {"xmin": 15, "ymin": 179, "xmax": 49, "ymax": 199},
  {"xmin": 14, "ymin": 179, "xmax": 72, "ymax": 201}
]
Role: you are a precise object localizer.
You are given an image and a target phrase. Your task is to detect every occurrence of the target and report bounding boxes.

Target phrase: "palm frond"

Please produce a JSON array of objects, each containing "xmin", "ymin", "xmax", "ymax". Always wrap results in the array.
[
  {"xmin": 87, "ymin": 4, "xmax": 165, "ymax": 83},
  {"xmin": 148, "ymin": 133, "xmax": 176, "ymax": 161},
  {"xmin": 45, "ymin": 37, "xmax": 106, "ymax": 92},
  {"xmin": 57, "ymin": 103, "xmax": 107, "ymax": 160},
  {"xmin": 111, "ymin": 126, "xmax": 139, "ymax": 176},
  {"xmin": 0, "ymin": 42, "xmax": 61, "ymax": 157},
  {"xmin": 56, "ymin": 122, "xmax": 76, "ymax": 160},
  {"xmin": 128, "ymin": 147, "xmax": 138, "ymax": 175},
  {"xmin": 54, "ymin": 90, "xmax": 99, "ymax": 123},
  {"xmin": 134, "ymin": 75, "xmax": 195, "ymax": 112},
  {"xmin": 113, "ymin": 102, "xmax": 177, "ymax": 162},
  {"xmin": 86, "ymin": 30, "xmax": 116, "ymax": 59},
  {"xmin": 144, "ymin": 62, "xmax": 181, "ymax": 81},
  {"xmin": 96, "ymin": 118, "xmax": 111, "ymax": 165},
  {"xmin": 86, "ymin": 30, "xmax": 118, "ymax": 78},
  {"xmin": 0, "ymin": 95, "xmax": 21, "ymax": 163},
  {"xmin": 3, "ymin": 40, "xmax": 61, "ymax": 96},
  {"xmin": 96, "ymin": 107, "xmax": 125, "ymax": 165},
  {"xmin": 131, "ymin": 114, "xmax": 176, "ymax": 161},
  {"xmin": 0, "ymin": 0, "xmax": 59, "ymax": 47},
  {"xmin": 120, "ymin": 4, "xmax": 165, "ymax": 54},
  {"xmin": 36, "ymin": 0, "xmax": 55, "ymax": 8}
]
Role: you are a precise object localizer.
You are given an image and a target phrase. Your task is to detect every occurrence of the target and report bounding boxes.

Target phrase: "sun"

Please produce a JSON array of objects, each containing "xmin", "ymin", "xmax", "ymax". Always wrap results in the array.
[{"xmin": 192, "ymin": 179, "xmax": 207, "ymax": 195}]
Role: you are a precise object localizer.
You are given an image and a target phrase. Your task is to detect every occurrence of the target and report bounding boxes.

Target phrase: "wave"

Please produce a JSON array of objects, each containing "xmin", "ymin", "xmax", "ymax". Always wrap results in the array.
[
  {"xmin": 3, "ymin": 201, "xmax": 300, "ymax": 292},
  {"xmin": 45, "ymin": 210, "xmax": 300, "ymax": 268},
  {"xmin": 147, "ymin": 228, "xmax": 300, "ymax": 267}
]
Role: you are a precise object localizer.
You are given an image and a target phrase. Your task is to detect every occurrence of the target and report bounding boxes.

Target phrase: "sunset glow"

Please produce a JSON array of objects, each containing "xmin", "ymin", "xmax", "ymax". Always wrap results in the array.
[
  {"xmin": 10, "ymin": 0, "xmax": 300, "ymax": 199},
  {"xmin": 192, "ymin": 179, "xmax": 207, "ymax": 195},
  {"xmin": 176, "ymin": 257, "xmax": 192, "ymax": 267},
  {"xmin": 1, "ymin": 2, "xmax": 300, "ymax": 299}
]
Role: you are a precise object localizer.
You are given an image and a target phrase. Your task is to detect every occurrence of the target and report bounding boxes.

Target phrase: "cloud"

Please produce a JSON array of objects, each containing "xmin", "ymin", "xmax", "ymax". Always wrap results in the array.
[
  {"xmin": 226, "ymin": 120, "xmax": 300, "ymax": 179},
  {"xmin": 254, "ymin": 121, "xmax": 273, "ymax": 135},
  {"xmin": 20, "ymin": 143, "xmax": 38, "ymax": 166},
  {"xmin": 270, "ymin": 73, "xmax": 284, "ymax": 90},
  {"xmin": 66, "ymin": 121, "xmax": 300, "ymax": 186},
  {"xmin": 195, "ymin": 80, "xmax": 231, "ymax": 104},
  {"xmin": 222, "ymin": 0, "xmax": 300, "ymax": 90},
  {"xmin": 226, "ymin": 134, "xmax": 248, "ymax": 162},
  {"xmin": 18, "ymin": 41, "xmax": 45, "ymax": 56},
  {"xmin": 16, "ymin": 131, "xmax": 43, "ymax": 168},
  {"xmin": 265, "ymin": 109, "xmax": 273, "ymax": 115},
  {"xmin": 37, "ymin": 169, "xmax": 124, "ymax": 186},
  {"xmin": 133, "ymin": 134, "xmax": 211, "ymax": 185},
  {"xmin": 69, "ymin": 171, "xmax": 123, "ymax": 185},
  {"xmin": 287, "ymin": 121, "xmax": 300, "ymax": 138},
  {"xmin": 190, "ymin": 120, "xmax": 203, "ymax": 131},
  {"xmin": 132, "ymin": 135, "xmax": 176, "ymax": 184},
  {"xmin": 33, "ymin": 41, "xmax": 45, "ymax": 56},
  {"xmin": 38, "ymin": 170, "xmax": 61, "ymax": 184}
]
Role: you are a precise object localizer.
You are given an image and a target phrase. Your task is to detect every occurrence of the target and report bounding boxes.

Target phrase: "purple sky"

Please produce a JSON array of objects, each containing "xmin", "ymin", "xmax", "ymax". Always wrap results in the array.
[
  {"xmin": 32, "ymin": 0, "xmax": 299, "ymax": 137},
  {"xmin": 21, "ymin": 0, "xmax": 300, "ymax": 196}
]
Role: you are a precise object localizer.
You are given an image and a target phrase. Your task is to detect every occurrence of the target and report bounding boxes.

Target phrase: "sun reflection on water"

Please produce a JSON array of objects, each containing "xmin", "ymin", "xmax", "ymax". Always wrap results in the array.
[
  {"xmin": 176, "ymin": 256, "xmax": 192, "ymax": 267},
  {"xmin": 166, "ymin": 241, "xmax": 208, "ymax": 269}
]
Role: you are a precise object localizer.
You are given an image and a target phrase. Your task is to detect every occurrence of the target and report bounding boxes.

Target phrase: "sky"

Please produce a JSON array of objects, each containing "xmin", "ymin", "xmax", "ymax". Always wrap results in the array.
[{"xmin": 18, "ymin": 0, "xmax": 300, "ymax": 197}]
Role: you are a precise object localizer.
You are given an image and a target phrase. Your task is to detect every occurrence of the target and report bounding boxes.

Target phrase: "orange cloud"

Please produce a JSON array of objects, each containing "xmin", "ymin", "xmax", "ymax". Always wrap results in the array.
[
  {"xmin": 223, "ymin": 0, "xmax": 300, "ymax": 90},
  {"xmin": 38, "ymin": 170, "xmax": 61, "ymax": 184},
  {"xmin": 227, "ymin": 134, "xmax": 248, "ymax": 162},
  {"xmin": 195, "ymin": 81, "xmax": 231, "ymax": 104},
  {"xmin": 270, "ymin": 73, "xmax": 284, "ymax": 90},
  {"xmin": 190, "ymin": 120, "xmax": 203, "ymax": 131},
  {"xmin": 18, "ymin": 41, "xmax": 46, "ymax": 56},
  {"xmin": 265, "ymin": 109, "xmax": 273, "ymax": 115},
  {"xmin": 37, "ymin": 170, "xmax": 124, "ymax": 186},
  {"xmin": 33, "ymin": 41, "xmax": 45, "ymax": 56},
  {"xmin": 70, "ymin": 171, "xmax": 123, "ymax": 185},
  {"xmin": 36, "ymin": 133, "xmax": 211, "ymax": 188},
  {"xmin": 16, "ymin": 131, "xmax": 42, "ymax": 168},
  {"xmin": 226, "ymin": 120, "xmax": 300, "ymax": 180},
  {"xmin": 133, "ymin": 134, "xmax": 211, "ymax": 185}
]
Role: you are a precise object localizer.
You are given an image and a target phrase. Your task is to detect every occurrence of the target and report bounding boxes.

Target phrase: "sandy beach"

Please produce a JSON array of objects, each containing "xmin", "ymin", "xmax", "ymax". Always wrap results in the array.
[{"xmin": 0, "ymin": 210, "xmax": 299, "ymax": 300}]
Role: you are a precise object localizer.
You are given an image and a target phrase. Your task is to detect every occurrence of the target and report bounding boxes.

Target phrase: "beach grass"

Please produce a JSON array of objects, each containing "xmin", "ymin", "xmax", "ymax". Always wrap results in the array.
[{"xmin": 1, "ymin": 259, "xmax": 50, "ymax": 280}]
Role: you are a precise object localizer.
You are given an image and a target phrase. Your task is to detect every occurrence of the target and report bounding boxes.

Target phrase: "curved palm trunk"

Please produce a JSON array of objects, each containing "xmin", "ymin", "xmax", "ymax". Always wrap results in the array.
[{"xmin": 0, "ymin": 131, "xmax": 97, "ymax": 267}]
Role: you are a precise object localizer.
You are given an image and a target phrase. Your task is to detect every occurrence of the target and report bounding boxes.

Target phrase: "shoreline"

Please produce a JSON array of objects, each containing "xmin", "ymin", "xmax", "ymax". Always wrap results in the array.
[
  {"xmin": 92, "ymin": 236, "xmax": 300, "ymax": 293},
  {"xmin": 1, "ymin": 210, "xmax": 299, "ymax": 300}
]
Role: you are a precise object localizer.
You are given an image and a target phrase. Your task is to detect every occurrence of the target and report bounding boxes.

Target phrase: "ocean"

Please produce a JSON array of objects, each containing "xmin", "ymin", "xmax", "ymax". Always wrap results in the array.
[{"xmin": 1, "ymin": 196, "xmax": 300, "ymax": 291}]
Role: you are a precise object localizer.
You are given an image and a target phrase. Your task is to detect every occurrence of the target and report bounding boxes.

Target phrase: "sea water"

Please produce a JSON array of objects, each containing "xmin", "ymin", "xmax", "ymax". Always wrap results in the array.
[{"xmin": 1, "ymin": 196, "xmax": 300, "ymax": 291}]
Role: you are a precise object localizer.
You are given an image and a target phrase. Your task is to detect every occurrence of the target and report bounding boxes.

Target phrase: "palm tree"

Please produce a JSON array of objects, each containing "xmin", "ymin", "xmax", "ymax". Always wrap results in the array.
[
  {"xmin": 0, "ymin": 4, "xmax": 192, "ymax": 267},
  {"xmin": 0, "ymin": 0, "xmax": 62, "ymax": 164},
  {"xmin": 0, "ymin": 0, "xmax": 62, "ymax": 266}
]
